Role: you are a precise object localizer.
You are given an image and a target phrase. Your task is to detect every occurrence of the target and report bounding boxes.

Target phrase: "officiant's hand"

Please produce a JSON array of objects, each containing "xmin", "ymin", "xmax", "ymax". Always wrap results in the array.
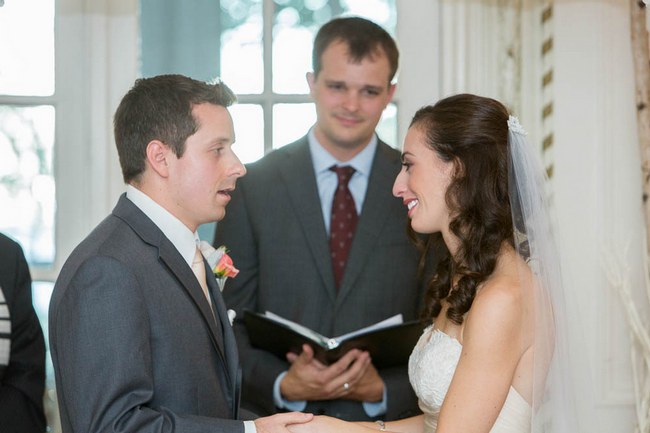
[
  {"xmin": 281, "ymin": 344, "xmax": 375, "ymax": 401},
  {"xmin": 345, "ymin": 361, "xmax": 384, "ymax": 402}
]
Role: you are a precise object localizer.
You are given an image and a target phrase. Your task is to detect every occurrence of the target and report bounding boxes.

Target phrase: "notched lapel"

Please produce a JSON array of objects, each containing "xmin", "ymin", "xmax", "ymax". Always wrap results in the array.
[
  {"xmin": 158, "ymin": 242, "xmax": 231, "ymax": 362},
  {"xmin": 205, "ymin": 266, "xmax": 238, "ymax": 412},
  {"xmin": 278, "ymin": 141, "xmax": 338, "ymax": 300}
]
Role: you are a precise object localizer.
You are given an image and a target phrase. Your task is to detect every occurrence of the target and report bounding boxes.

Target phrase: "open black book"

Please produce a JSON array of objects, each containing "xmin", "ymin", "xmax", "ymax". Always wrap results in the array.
[{"xmin": 243, "ymin": 310, "xmax": 425, "ymax": 368}]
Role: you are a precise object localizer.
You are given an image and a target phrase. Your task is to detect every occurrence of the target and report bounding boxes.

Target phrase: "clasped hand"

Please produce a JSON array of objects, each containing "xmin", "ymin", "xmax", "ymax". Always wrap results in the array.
[{"xmin": 280, "ymin": 344, "xmax": 384, "ymax": 402}]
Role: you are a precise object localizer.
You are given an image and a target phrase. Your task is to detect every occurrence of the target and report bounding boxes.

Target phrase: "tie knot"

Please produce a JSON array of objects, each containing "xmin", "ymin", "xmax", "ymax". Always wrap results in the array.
[{"xmin": 330, "ymin": 165, "xmax": 356, "ymax": 186}]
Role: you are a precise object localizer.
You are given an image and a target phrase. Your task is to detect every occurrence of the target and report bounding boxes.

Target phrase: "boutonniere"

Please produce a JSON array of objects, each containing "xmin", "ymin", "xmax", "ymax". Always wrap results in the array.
[{"xmin": 198, "ymin": 241, "xmax": 240, "ymax": 292}]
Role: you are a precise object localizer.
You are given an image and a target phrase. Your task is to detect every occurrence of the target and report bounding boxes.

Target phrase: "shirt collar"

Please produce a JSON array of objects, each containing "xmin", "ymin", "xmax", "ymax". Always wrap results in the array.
[
  {"xmin": 126, "ymin": 185, "xmax": 199, "ymax": 267},
  {"xmin": 308, "ymin": 128, "xmax": 377, "ymax": 177}
]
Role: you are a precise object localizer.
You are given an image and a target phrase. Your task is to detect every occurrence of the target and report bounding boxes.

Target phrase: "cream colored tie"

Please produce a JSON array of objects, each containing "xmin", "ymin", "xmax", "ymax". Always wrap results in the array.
[{"xmin": 191, "ymin": 246, "xmax": 213, "ymax": 309}]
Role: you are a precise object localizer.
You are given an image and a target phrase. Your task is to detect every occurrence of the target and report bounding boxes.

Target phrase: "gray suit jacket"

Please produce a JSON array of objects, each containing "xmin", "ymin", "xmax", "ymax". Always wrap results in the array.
[
  {"xmin": 49, "ymin": 195, "xmax": 247, "ymax": 433},
  {"xmin": 215, "ymin": 136, "xmax": 444, "ymax": 421}
]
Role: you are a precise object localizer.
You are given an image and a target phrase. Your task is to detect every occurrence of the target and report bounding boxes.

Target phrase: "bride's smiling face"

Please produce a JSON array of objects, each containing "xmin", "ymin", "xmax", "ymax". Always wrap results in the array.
[{"xmin": 392, "ymin": 126, "xmax": 455, "ymax": 234}]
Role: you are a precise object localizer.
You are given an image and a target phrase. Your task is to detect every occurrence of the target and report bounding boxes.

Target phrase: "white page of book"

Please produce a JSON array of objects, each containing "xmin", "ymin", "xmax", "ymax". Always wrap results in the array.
[
  {"xmin": 332, "ymin": 313, "xmax": 403, "ymax": 344},
  {"xmin": 264, "ymin": 311, "xmax": 329, "ymax": 346}
]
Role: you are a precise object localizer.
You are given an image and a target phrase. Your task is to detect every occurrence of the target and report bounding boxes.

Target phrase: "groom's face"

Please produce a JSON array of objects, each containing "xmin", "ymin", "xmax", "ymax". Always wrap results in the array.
[{"xmin": 165, "ymin": 103, "xmax": 246, "ymax": 231}]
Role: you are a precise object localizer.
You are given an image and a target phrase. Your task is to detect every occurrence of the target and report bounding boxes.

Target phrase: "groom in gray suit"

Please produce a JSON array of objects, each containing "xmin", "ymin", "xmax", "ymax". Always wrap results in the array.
[
  {"xmin": 215, "ymin": 17, "xmax": 445, "ymax": 422},
  {"xmin": 49, "ymin": 75, "xmax": 312, "ymax": 433}
]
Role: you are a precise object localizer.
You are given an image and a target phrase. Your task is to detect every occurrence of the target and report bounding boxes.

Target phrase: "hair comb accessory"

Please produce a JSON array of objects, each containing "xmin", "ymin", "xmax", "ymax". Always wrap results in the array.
[{"xmin": 507, "ymin": 115, "xmax": 527, "ymax": 136}]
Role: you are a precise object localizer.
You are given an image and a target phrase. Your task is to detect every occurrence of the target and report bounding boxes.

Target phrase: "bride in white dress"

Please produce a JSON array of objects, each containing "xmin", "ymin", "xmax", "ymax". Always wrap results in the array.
[{"xmin": 289, "ymin": 93, "xmax": 576, "ymax": 433}]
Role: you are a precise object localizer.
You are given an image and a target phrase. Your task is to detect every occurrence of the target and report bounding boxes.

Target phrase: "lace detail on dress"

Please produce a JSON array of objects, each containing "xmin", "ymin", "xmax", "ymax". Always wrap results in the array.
[
  {"xmin": 408, "ymin": 325, "xmax": 532, "ymax": 433},
  {"xmin": 409, "ymin": 326, "xmax": 461, "ymax": 410}
]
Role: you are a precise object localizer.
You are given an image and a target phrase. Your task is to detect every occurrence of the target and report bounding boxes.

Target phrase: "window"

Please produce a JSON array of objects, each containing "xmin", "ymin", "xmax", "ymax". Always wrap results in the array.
[
  {"xmin": 0, "ymin": 0, "xmax": 56, "ymax": 266},
  {"xmin": 220, "ymin": 0, "xmax": 398, "ymax": 162},
  {"xmin": 141, "ymin": 0, "xmax": 398, "ymax": 167},
  {"xmin": 0, "ymin": 1, "xmax": 59, "ymax": 427}
]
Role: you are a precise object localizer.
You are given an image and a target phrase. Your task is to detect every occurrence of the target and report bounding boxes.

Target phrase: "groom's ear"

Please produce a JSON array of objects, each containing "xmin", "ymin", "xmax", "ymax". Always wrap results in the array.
[{"xmin": 146, "ymin": 140, "xmax": 172, "ymax": 178}]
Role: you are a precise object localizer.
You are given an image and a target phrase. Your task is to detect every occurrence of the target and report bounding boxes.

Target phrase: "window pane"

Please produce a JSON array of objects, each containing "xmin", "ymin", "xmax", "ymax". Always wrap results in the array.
[
  {"xmin": 376, "ymin": 102, "xmax": 397, "ymax": 148},
  {"xmin": 0, "ymin": 106, "xmax": 55, "ymax": 265},
  {"xmin": 273, "ymin": 103, "xmax": 316, "ymax": 149},
  {"xmin": 340, "ymin": 0, "xmax": 395, "ymax": 31},
  {"xmin": 272, "ymin": 0, "xmax": 396, "ymax": 94},
  {"xmin": 230, "ymin": 104, "xmax": 265, "ymax": 163},
  {"xmin": 0, "ymin": 0, "xmax": 55, "ymax": 96},
  {"xmin": 272, "ymin": 1, "xmax": 325, "ymax": 94},
  {"xmin": 220, "ymin": 1, "xmax": 264, "ymax": 94}
]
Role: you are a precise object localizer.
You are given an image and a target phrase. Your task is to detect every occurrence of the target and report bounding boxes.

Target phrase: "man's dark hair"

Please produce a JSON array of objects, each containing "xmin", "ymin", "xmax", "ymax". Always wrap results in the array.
[
  {"xmin": 312, "ymin": 16, "xmax": 399, "ymax": 85},
  {"xmin": 114, "ymin": 74, "xmax": 236, "ymax": 183}
]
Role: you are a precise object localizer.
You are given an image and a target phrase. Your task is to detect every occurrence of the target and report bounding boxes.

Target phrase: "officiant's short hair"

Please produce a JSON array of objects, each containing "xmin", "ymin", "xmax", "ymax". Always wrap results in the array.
[{"xmin": 312, "ymin": 16, "xmax": 399, "ymax": 85}]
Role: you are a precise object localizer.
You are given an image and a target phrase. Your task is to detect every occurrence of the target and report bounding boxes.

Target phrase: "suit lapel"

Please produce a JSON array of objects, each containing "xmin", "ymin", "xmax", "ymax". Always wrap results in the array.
[
  {"xmin": 157, "ymin": 242, "xmax": 225, "ymax": 344},
  {"xmin": 278, "ymin": 139, "xmax": 338, "ymax": 301},
  {"xmin": 112, "ymin": 195, "xmax": 230, "ymax": 377},
  {"xmin": 337, "ymin": 142, "xmax": 401, "ymax": 302},
  {"xmin": 205, "ymin": 267, "xmax": 238, "ymax": 415}
]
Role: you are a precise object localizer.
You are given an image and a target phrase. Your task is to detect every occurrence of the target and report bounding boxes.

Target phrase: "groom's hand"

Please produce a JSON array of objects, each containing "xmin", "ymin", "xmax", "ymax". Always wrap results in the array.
[
  {"xmin": 254, "ymin": 412, "xmax": 313, "ymax": 433},
  {"xmin": 280, "ymin": 344, "xmax": 372, "ymax": 401}
]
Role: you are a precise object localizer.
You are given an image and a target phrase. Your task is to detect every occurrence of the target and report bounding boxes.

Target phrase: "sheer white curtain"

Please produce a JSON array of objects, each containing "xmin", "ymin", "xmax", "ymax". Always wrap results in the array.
[
  {"xmin": 628, "ymin": 1, "xmax": 650, "ymax": 432},
  {"xmin": 552, "ymin": 2, "xmax": 643, "ymax": 433}
]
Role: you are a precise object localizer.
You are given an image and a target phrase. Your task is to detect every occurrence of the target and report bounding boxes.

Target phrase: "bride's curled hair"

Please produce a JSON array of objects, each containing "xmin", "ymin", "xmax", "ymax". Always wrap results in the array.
[{"xmin": 415, "ymin": 94, "xmax": 514, "ymax": 325}]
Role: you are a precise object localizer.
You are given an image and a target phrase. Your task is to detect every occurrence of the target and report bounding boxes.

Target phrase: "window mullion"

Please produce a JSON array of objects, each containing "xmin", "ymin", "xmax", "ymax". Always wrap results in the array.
[{"xmin": 263, "ymin": 0, "xmax": 274, "ymax": 154}]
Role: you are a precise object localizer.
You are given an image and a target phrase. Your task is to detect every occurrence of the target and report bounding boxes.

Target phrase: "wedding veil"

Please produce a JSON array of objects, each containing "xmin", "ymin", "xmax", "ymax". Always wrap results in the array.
[{"xmin": 507, "ymin": 116, "xmax": 579, "ymax": 433}]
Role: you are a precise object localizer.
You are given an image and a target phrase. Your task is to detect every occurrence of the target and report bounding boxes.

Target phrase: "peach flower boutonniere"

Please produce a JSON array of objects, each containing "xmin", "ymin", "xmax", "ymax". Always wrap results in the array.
[
  {"xmin": 198, "ymin": 241, "xmax": 240, "ymax": 292},
  {"xmin": 214, "ymin": 249, "xmax": 239, "ymax": 280}
]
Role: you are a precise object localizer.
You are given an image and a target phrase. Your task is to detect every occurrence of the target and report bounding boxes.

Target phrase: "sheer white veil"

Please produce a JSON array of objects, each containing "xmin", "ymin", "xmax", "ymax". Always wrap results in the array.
[{"xmin": 507, "ymin": 116, "xmax": 579, "ymax": 433}]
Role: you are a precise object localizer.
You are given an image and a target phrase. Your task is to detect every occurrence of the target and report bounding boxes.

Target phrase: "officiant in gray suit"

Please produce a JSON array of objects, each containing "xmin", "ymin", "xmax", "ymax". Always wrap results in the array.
[
  {"xmin": 48, "ymin": 74, "xmax": 312, "ymax": 433},
  {"xmin": 214, "ymin": 17, "xmax": 445, "ymax": 422}
]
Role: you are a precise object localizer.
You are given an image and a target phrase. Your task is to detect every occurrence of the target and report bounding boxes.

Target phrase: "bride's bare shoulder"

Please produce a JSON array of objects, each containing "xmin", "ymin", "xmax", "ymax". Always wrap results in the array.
[{"xmin": 464, "ymin": 255, "xmax": 528, "ymax": 341}]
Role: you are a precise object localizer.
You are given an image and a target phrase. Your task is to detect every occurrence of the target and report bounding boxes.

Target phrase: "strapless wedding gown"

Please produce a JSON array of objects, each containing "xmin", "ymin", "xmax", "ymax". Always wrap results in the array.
[{"xmin": 408, "ymin": 326, "xmax": 531, "ymax": 433}]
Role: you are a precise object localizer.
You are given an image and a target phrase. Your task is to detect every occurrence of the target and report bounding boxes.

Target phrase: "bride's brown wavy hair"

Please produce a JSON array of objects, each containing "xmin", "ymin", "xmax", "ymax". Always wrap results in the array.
[{"xmin": 414, "ymin": 94, "xmax": 514, "ymax": 325}]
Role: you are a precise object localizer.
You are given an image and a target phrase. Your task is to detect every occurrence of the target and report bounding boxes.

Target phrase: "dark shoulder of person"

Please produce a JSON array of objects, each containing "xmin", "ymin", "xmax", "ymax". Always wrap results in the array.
[{"xmin": 0, "ymin": 233, "xmax": 22, "ymax": 283}]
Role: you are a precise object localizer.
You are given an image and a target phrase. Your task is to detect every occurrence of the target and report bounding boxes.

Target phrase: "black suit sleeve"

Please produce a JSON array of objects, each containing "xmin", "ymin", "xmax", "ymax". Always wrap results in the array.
[{"xmin": 0, "ymin": 235, "xmax": 46, "ymax": 433}]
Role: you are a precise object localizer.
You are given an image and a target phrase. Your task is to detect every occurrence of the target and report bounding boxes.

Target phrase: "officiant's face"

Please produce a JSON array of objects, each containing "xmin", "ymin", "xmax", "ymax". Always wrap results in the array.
[
  {"xmin": 307, "ymin": 40, "xmax": 395, "ymax": 160},
  {"xmin": 166, "ymin": 103, "xmax": 246, "ymax": 231},
  {"xmin": 393, "ymin": 126, "xmax": 453, "ymax": 234}
]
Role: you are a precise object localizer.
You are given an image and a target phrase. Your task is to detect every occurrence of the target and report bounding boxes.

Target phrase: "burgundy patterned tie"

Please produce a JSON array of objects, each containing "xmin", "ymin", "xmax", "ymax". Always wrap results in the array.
[{"xmin": 329, "ymin": 165, "xmax": 358, "ymax": 289}]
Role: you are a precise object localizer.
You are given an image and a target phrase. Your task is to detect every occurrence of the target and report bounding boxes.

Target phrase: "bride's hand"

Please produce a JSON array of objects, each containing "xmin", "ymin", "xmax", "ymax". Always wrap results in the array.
[{"xmin": 288, "ymin": 415, "xmax": 352, "ymax": 433}]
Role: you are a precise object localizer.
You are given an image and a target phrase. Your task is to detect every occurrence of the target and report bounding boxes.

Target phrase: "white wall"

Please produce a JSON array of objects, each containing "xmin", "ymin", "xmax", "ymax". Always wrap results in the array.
[
  {"xmin": 553, "ymin": 1, "xmax": 642, "ymax": 431},
  {"xmin": 396, "ymin": 1, "xmax": 441, "ymax": 144}
]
